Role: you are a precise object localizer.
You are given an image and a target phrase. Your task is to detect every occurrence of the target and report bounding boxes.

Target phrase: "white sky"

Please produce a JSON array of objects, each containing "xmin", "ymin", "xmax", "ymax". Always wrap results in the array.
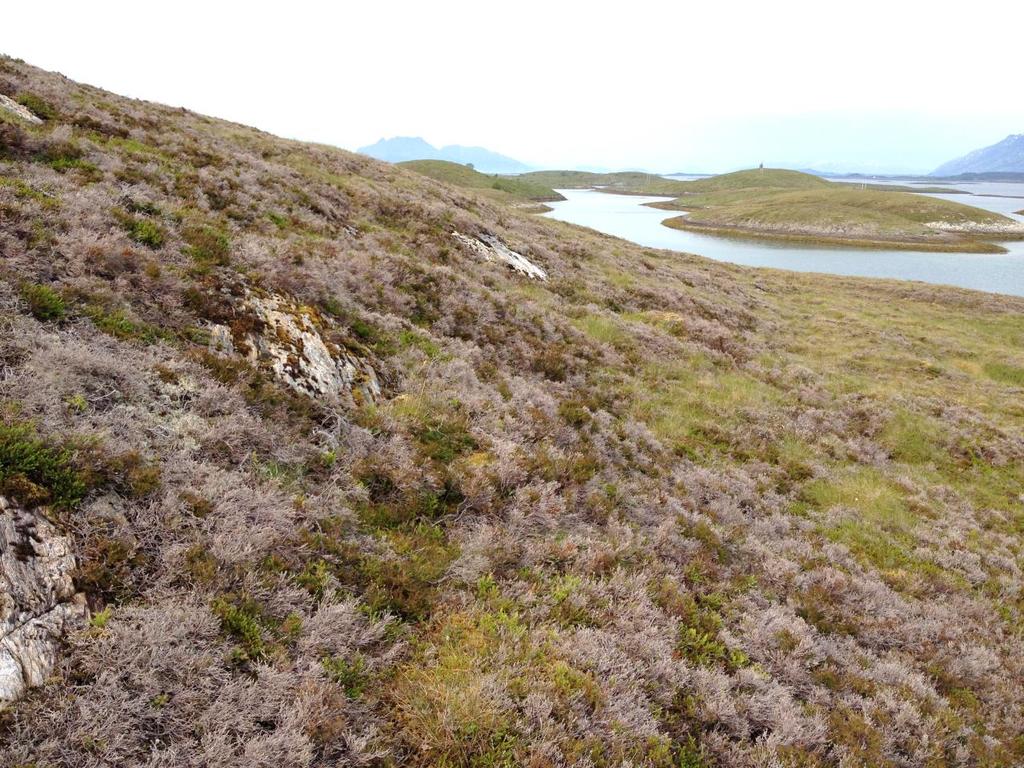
[{"xmin": 3, "ymin": 0, "xmax": 1022, "ymax": 173}]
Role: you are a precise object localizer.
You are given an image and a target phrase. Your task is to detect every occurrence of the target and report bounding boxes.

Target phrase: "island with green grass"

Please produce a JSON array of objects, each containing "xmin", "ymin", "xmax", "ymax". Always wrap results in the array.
[
  {"xmin": 518, "ymin": 170, "xmax": 694, "ymax": 196},
  {"xmin": 651, "ymin": 169, "xmax": 1024, "ymax": 253},
  {"xmin": 398, "ymin": 159, "xmax": 564, "ymax": 206}
]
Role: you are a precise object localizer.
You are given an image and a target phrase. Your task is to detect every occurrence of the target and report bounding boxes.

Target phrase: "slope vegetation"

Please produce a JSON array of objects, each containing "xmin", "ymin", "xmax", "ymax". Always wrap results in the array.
[
  {"xmin": 656, "ymin": 169, "xmax": 1024, "ymax": 252},
  {"xmin": 399, "ymin": 159, "xmax": 563, "ymax": 202},
  {"xmin": 2, "ymin": 58, "xmax": 1024, "ymax": 767}
]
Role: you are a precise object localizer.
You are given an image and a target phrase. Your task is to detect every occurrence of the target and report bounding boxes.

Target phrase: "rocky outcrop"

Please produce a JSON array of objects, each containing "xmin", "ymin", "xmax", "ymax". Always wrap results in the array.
[
  {"xmin": 0, "ymin": 94, "xmax": 44, "ymax": 125},
  {"xmin": 925, "ymin": 219, "xmax": 1024, "ymax": 236},
  {"xmin": 1, "ymin": 496, "xmax": 87, "ymax": 706},
  {"xmin": 452, "ymin": 231, "xmax": 547, "ymax": 280},
  {"xmin": 208, "ymin": 291, "xmax": 381, "ymax": 404}
]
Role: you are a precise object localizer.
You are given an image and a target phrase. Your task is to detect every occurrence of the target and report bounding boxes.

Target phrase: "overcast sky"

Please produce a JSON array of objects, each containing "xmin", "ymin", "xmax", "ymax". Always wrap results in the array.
[{"xmin": 4, "ymin": 1, "xmax": 1022, "ymax": 173}]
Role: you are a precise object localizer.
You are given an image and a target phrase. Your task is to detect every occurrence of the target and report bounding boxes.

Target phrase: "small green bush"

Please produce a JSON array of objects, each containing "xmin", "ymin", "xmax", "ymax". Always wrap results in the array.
[
  {"xmin": 20, "ymin": 282, "xmax": 66, "ymax": 321},
  {"xmin": 0, "ymin": 422, "xmax": 86, "ymax": 509},
  {"xmin": 16, "ymin": 92, "xmax": 56, "ymax": 120},
  {"xmin": 83, "ymin": 304, "xmax": 163, "ymax": 344},
  {"xmin": 414, "ymin": 419, "xmax": 477, "ymax": 464},
  {"xmin": 322, "ymin": 653, "xmax": 368, "ymax": 698},
  {"xmin": 182, "ymin": 222, "xmax": 230, "ymax": 265},
  {"xmin": 212, "ymin": 596, "xmax": 267, "ymax": 662},
  {"xmin": 127, "ymin": 217, "xmax": 166, "ymax": 248}
]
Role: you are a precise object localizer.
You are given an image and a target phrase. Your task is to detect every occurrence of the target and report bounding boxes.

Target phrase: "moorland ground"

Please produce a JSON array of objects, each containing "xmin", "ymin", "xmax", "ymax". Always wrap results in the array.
[{"xmin": 2, "ymin": 57, "xmax": 1024, "ymax": 767}]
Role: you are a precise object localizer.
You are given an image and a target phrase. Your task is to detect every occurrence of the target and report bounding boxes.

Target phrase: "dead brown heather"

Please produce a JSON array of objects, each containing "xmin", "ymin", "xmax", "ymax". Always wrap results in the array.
[{"xmin": 1, "ymin": 57, "xmax": 1024, "ymax": 768}]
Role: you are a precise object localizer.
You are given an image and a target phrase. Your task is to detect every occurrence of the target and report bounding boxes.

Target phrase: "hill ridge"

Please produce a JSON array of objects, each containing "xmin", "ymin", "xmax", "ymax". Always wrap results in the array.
[
  {"xmin": 357, "ymin": 135, "xmax": 531, "ymax": 173},
  {"xmin": 932, "ymin": 134, "xmax": 1024, "ymax": 176}
]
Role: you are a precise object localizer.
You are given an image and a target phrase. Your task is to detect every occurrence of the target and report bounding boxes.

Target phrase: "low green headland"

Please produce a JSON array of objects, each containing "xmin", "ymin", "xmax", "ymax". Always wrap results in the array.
[
  {"xmin": 399, "ymin": 159, "xmax": 564, "ymax": 203},
  {"xmin": 519, "ymin": 169, "xmax": 694, "ymax": 196},
  {"xmin": 653, "ymin": 169, "xmax": 1024, "ymax": 253}
]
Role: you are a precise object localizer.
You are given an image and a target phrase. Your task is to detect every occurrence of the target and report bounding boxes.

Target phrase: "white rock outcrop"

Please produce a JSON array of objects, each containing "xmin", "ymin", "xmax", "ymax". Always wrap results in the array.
[
  {"xmin": 1, "ymin": 496, "xmax": 88, "ymax": 706},
  {"xmin": 208, "ymin": 292, "xmax": 381, "ymax": 404},
  {"xmin": 925, "ymin": 220, "xmax": 1024, "ymax": 235},
  {"xmin": 0, "ymin": 94, "xmax": 44, "ymax": 125},
  {"xmin": 452, "ymin": 231, "xmax": 547, "ymax": 280}
]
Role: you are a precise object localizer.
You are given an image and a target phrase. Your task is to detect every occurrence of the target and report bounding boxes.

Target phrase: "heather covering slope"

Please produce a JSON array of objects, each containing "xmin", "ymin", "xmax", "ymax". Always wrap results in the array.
[{"xmin": 2, "ymin": 57, "xmax": 1024, "ymax": 767}]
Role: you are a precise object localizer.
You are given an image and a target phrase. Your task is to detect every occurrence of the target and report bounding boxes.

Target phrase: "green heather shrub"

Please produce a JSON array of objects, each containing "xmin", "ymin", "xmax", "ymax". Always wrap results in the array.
[
  {"xmin": 112, "ymin": 207, "xmax": 166, "ymax": 247},
  {"xmin": 16, "ymin": 92, "xmax": 56, "ymax": 120},
  {"xmin": 126, "ymin": 217, "xmax": 166, "ymax": 248},
  {"xmin": 20, "ymin": 282, "xmax": 65, "ymax": 321},
  {"xmin": 212, "ymin": 596, "xmax": 269, "ymax": 663},
  {"xmin": 360, "ymin": 522, "xmax": 457, "ymax": 621},
  {"xmin": 322, "ymin": 653, "xmax": 368, "ymax": 698},
  {"xmin": 83, "ymin": 304, "xmax": 165, "ymax": 344},
  {"xmin": 182, "ymin": 222, "xmax": 231, "ymax": 265},
  {"xmin": 0, "ymin": 422, "xmax": 86, "ymax": 509},
  {"xmin": 414, "ymin": 419, "xmax": 477, "ymax": 463}
]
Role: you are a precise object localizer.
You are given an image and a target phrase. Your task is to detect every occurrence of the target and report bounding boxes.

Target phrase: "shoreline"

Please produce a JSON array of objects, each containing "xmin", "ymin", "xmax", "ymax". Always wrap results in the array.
[{"xmin": 660, "ymin": 215, "xmax": 1012, "ymax": 254}]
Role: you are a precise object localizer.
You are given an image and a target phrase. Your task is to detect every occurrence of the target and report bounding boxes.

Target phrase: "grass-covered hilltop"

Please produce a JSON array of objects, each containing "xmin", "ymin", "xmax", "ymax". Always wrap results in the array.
[
  {"xmin": 654, "ymin": 169, "xmax": 1024, "ymax": 252},
  {"xmin": 3, "ymin": 56, "xmax": 1024, "ymax": 768},
  {"xmin": 398, "ymin": 159, "xmax": 565, "ymax": 206}
]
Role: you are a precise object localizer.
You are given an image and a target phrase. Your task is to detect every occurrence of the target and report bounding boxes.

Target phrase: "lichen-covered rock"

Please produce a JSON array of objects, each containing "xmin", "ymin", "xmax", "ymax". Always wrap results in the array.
[
  {"xmin": 0, "ymin": 496, "xmax": 87, "ymax": 705},
  {"xmin": 208, "ymin": 291, "xmax": 380, "ymax": 404},
  {"xmin": 452, "ymin": 231, "xmax": 547, "ymax": 280}
]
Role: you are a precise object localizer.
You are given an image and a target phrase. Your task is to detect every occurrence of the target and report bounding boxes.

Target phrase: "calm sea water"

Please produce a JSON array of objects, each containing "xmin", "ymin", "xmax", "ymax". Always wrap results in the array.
[{"xmin": 542, "ymin": 184, "xmax": 1024, "ymax": 296}]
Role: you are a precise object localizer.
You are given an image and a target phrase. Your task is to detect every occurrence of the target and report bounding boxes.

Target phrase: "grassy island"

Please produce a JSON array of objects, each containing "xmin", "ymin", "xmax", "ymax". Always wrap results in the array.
[{"xmin": 653, "ymin": 169, "xmax": 1024, "ymax": 252}]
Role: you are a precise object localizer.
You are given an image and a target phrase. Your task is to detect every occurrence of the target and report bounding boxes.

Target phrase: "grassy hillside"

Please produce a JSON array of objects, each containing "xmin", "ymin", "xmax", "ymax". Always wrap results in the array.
[
  {"xmin": 675, "ymin": 167, "xmax": 830, "ymax": 193},
  {"xmin": 656, "ymin": 169, "xmax": 1024, "ymax": 252},
  {"xmin": 3, "ymin": 58, "xmax": 1024, "ymax": 767},
  {"xmin": 398, "ymin": 159, "xmax": 564, "ymax": 202}
]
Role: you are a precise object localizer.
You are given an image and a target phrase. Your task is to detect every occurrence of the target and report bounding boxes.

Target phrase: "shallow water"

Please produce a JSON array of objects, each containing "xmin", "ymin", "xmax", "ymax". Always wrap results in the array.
[{"xmin": 541, "ymin": 186, "xmax": 1024, "ymax": 296}]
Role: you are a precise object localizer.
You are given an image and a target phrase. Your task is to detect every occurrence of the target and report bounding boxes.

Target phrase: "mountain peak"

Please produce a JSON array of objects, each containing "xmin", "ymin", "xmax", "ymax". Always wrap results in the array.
[
  {"xmin": 932, "ymin": 134, "xmax": 1024, "ymax": 176},
  {"xmin": 357, "ymin": 136, "xmax": 530, "ymax": 174}
]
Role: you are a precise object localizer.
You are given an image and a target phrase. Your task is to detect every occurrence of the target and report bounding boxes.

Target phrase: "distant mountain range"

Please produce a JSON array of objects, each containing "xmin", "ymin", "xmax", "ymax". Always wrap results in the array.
[
  {"xmin": 357, "ymin": 137, "xmax": 531, "ymax": 174},
  {"xmin": 932, "ymin": 134, "xmax": 1024, "ymax": 176}
]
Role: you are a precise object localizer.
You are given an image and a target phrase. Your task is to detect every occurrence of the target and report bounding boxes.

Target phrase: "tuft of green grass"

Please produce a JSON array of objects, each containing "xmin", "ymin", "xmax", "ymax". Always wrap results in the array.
[
  {"xmin": 984, "ymin": 361, "xmax": 1024, "ymax": 387},
  {"xmin": 801, "ymin": 467, "xmax": 910, "ymax": 525},
  {"xmin": 879, "ymin": 409, "xmax": 946, "ymax": 465},
  {"xmin": 572, "ymin": 312, "xmax": 631, "ymax": 349}
]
